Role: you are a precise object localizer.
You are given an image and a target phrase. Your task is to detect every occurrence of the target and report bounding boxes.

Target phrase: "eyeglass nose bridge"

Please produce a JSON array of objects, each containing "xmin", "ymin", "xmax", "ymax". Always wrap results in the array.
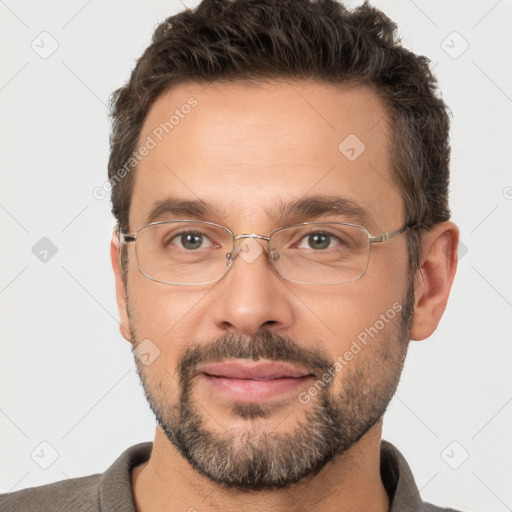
[
  {"xmin": 226, "ymin": 232, "xmax": 279, "ymax": 266},
  {"xmin": 233, "ymin": 233, "xmax": 270, "ymax": 243}
]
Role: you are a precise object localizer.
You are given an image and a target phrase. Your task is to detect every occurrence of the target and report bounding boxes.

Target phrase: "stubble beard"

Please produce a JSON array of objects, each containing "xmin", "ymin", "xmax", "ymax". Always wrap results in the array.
[{"xmin": 129, "ymin": 289, "xmax": 413, "ymax": 491}]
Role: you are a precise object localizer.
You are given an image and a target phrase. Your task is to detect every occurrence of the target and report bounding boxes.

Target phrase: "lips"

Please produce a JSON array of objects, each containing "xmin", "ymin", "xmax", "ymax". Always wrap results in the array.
[
  {"xmin": 198, "ymin": 360, "xmax": 315, "ymax": 403},
  {"xmin": 200, "ymin": 361, "xmax": 312, "ymax": 380}
]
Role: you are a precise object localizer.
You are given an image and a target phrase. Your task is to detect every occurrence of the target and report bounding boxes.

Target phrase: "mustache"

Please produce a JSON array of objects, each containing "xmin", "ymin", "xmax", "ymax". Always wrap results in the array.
[{"xmin": 177, "ymin": 331, "xmax": 334, "ymax": 382}]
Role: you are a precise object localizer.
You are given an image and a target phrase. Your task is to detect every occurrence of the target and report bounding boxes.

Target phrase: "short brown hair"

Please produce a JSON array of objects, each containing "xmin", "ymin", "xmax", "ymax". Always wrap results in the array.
[{"xmin": 108, "ymin": 0, "xmax": 451, "ymax": 275}]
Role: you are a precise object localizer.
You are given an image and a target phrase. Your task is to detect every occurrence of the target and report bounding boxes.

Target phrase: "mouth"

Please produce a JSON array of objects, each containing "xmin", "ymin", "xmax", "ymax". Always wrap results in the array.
[{"xmin": 197, "ymin": 360, "xmax": 316, "ymax": 403}]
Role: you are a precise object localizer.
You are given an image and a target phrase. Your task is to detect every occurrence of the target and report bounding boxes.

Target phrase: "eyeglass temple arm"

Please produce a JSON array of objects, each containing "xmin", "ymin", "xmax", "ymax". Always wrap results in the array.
[
  {"xmin": 112, "ymin": 227, "xmax": 135, "ymax": 269},
  {"xmin": 118, "ymin": 232, "xmax": 136, "ymax": 244},
  {"xmin": 369, "ymin": 224, "xmax": 418, "ymax": 244}
]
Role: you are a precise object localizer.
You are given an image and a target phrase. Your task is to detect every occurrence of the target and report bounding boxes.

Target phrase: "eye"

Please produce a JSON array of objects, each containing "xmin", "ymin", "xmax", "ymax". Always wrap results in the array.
[
  {"xmin": 169, "ymin": 231, "xmax": 213, "ymax": 250},
  {"xmin": 297, "ymin": 231, "xmax": 342, "ymax": 251}
]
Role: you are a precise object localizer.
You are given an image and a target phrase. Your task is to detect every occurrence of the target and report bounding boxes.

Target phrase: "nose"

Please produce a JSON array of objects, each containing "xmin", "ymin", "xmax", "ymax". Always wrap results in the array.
[{"xmin": 211, "ymin": 237, "xmax": 294, "ymax": 337}]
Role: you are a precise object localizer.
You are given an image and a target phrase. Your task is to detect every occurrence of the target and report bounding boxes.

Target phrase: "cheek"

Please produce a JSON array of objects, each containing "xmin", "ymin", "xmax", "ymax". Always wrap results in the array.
[
  {"xmin": 341, "ymin": 245, "xmax": 409, "ymax": 329},
  {"xmin": 328, "ymin": 312, "xmax": 407, "ymax": 398},
  {"xmin": 128, "ymin": 274, "xmax": 199, "ymax": 334},
  {"xmin": 293, "ymin": 257, "xmax": 409, "ymax": 384},
  {"xmin": 127, "ymin": 277, "xmax": 209, "ymax": 374},
  {"xmin": 128, "ymin": 286, "xmax": 196, "ymax": 403},
  {"xmin": 294, "ymin": 273, "xmax": 407, "ymax": 354}
]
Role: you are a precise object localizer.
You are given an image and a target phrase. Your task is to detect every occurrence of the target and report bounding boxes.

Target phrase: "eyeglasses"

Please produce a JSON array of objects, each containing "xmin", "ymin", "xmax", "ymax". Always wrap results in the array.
[{"xmin": 118, "ymin": 220, "xmax": 417, "ymax": 286}]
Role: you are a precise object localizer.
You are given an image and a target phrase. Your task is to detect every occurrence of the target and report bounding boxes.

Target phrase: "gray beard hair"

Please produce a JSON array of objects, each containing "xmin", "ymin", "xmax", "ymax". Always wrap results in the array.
[{"xmin": 129, "ymin": 288, "xmax": 413, "ymax": 490}]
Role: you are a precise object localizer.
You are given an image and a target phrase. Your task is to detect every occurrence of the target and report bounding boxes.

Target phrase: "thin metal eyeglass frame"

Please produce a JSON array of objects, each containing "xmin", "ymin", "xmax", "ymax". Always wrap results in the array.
[{"xmin": 118, "ymin": 220, "xmax": 418, "ymax": 286}]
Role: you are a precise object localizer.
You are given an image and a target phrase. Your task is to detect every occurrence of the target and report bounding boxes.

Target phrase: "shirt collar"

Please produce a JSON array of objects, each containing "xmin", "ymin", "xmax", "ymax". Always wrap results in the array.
[
  {"xmin": 380, "ymin": 440, "xmax": 425, "ymax": 511},
  {"xmin": 99, "ymin": 440, "xmax": 426, "ymax": 511}
]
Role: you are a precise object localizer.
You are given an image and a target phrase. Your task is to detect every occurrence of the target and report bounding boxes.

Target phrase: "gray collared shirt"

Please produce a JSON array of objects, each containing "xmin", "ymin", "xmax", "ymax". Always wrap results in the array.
[{"xmin": 0, "ymin": 440, "xmax": 463, "ymax": 511}]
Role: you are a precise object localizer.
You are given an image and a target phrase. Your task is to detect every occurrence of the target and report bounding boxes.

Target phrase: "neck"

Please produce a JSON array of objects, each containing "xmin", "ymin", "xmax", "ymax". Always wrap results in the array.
[{"xmin": 131, "ymin": 421, "xmax": 390, "ymax": 512}]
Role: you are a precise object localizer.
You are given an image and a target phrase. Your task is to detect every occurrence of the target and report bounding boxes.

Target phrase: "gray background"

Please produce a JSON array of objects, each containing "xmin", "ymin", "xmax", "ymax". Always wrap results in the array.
[{"xmin": 1, "ymin": 1, "xmax": 511, "ymax": 510}]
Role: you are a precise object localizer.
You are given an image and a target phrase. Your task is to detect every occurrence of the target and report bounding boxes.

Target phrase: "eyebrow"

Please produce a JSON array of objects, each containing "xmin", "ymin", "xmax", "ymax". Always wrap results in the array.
[
  {"xmin": 145, "ymin": 197, "xmax": 227, "ymax": 225},
  {"xmin": 145, "ymin": 194, "xmax": 372, "ymax": 228},
  {"xmin": 268, "ymin": 195, "xmax": 371, "ymax": 226}
]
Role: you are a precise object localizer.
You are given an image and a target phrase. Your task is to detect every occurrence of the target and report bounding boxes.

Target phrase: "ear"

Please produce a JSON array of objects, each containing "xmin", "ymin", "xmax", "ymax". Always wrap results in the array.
[
  {"xmin": 110, "ymin": 229, "xmax": 132, "ymax": 343},
  {"xmin": 409, "ymin": 221, "xmax": 459, "ymax": 341}
]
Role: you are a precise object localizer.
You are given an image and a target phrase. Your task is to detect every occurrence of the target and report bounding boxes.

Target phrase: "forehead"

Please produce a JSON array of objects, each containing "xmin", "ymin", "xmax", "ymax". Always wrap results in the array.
[{"xmin": 129, "ymin": 80, "xmax": 402, "ymax": 232}]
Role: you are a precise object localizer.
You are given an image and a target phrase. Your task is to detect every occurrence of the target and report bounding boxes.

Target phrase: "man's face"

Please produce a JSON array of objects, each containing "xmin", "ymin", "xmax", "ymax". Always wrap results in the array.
[{"xmin": 121, "ymin": 81, "xmax": 412, "ymax": 489}]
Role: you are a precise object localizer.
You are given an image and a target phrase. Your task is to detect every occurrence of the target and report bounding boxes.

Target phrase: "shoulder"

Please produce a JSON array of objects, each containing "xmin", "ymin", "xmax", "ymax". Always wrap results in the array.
[
  {"xmin": 0, "ymin": 473, "xmax": 101, "ymax": 512},
  {"xmin": 0, "ymin": 442, "xmax": 152, "ymax": 512}
]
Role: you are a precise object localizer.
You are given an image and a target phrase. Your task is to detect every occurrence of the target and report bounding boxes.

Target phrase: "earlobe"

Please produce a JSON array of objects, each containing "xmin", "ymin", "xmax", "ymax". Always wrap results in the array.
[
  {"xmin": 110, "ymin": 231, "xmax": 132, "ymax": 343},
  {"xmin": 409, "ymin": 222, "xmax": 459, "ymax": 341}
]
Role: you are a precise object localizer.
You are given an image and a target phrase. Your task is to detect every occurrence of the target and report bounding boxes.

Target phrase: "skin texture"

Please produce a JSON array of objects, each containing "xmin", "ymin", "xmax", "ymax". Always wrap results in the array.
[{"xmin": 110, "ymin": 80, "xmax": 459, "ymax": 512}]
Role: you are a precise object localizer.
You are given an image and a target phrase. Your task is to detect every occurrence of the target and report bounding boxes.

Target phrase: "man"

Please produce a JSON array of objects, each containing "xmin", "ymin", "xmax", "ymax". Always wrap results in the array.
[{"xmin": 0, "ymin": 0, "xmax": 461, "ymax": 510}]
